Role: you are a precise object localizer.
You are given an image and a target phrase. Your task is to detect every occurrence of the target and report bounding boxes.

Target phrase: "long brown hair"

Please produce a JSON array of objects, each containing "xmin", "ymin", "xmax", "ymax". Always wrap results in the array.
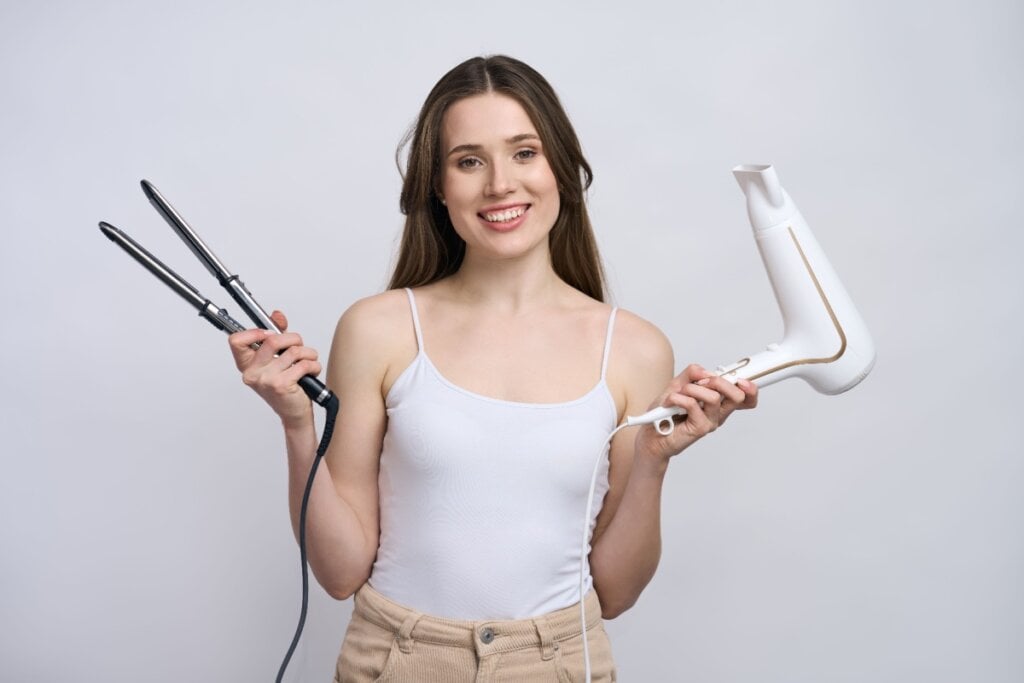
[{"xmin": 389, "ymin": 55, "xmax": 606, "ymax": 301}]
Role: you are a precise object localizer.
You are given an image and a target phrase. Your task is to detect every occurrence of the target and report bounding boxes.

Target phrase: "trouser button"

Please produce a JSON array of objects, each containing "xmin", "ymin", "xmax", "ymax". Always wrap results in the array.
[{"xmin": 479, "ymin": 627, "xmax": 495, "ymax": 644}]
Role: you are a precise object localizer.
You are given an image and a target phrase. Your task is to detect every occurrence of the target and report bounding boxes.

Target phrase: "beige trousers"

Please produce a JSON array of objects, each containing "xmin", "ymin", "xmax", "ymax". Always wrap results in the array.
[{"xmin": 335, "ymin": 583, "xmax": 616, "ymax": 682}]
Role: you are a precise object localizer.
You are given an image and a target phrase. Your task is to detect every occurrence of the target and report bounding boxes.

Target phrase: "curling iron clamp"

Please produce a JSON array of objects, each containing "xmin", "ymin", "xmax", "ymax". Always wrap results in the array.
[{"xmin": 99, "ymin": 181, "xmax": 333, "ymax": 407}]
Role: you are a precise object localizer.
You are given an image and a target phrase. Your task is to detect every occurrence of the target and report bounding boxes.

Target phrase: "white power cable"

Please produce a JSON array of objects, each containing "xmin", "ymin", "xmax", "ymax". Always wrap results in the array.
[
  {"xmin": 577, "ymin": 403, "xmax": 697, "ymax": 681},
  {"xmin": 578, "ymin": 422, "xmax": 628, "ymax": 683}
]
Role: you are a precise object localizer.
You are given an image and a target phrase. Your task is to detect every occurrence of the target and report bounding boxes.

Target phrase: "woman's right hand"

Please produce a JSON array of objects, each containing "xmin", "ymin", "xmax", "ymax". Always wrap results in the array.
[{"xmin": 227, "ymin": 309, "xmax": 323, "ymax": 427}]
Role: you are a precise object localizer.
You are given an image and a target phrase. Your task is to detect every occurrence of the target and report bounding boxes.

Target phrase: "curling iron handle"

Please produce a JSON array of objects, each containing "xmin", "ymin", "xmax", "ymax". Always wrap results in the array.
[
  {"xmin": 247, "ymin": 309, "xmax": 333, "ymax": 407},
  {"xmin": 299, "ymin": 375, "xmax": 333, "ymax": 407},
  {"xmin": 225, "ymin": 316, "xmax": 332, "ymax": 406},
  {"xmin": 240, "ymin": 337, "xmax": 333, "ymax": 407},
  {"xmin": 251, "ymin": 322, "xmax": 332, "ymax": 406}
]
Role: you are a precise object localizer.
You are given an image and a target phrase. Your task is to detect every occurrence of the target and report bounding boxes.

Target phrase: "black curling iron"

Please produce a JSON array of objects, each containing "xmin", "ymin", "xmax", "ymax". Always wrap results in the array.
[
  {"xmin": 101, "ymin": 180, "xmax": 332, "ymax": 406},
  {"xmin": 99, "ymin": 182, "xmax": 339, "ymax": 682}
]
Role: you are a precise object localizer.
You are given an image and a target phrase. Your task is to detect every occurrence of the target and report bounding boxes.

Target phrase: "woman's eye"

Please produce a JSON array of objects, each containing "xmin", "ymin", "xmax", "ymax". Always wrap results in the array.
[
  {"xmin": 515, "ymin": 148, "xmax": 538, "ymax": 161},
  {"xmin": 457, "ymin": 157, "xmax": 482, "ymax": 169}
]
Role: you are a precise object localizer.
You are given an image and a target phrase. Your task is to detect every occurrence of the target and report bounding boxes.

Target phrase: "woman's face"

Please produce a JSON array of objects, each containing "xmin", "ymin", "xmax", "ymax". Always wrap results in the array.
[{"xmin": 439, "ymin": 92, "xmax": 560, "ymax": 263}]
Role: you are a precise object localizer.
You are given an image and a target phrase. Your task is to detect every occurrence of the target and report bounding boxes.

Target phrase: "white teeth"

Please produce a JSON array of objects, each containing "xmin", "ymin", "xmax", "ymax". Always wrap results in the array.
[{"xmin": 483, "ymin": 206, "xmax": 526, "ymax": 222}]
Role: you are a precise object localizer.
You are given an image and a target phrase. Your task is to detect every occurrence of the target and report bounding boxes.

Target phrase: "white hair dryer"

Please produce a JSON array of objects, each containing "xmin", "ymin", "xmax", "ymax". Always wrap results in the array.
[{"xmin": 630, "ymin": 164, "xmax": 876, "ymax": 433}]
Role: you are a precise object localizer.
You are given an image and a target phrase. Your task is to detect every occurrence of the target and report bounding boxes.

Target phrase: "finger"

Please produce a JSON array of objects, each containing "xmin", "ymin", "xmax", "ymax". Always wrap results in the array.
[
  {"xmin": 282, "ymin": 359, "xmax": 323, "ymax": 385},
  {"xmin": 228, "ymin": 328, "xmax": 269, "ymax": 369},
  {"xmin": 659, "ymin": 374, "xmax": 687, "ymax": 399},
  {"xmin": 737, "ymin": 378, "xmax": 759, "ymax": 408},
  {"xmin": 273, "ymin": 345, "xmax": 319, "ymax": 370},
  {"xmin": 254, "ymin": 332, "xmax": 305, "ymax": 362},
  {"xmin": 228, "ymin": 328, "xmax": 268, "ymax": 351},
  {"xmin": 681, "ymin": 380, "xmax": 723, "ymax": 406},
  {"xmin": 705, "ymin": 375, "xmax": 745, "ymax": 405},
  {"xmin": 271, "ymin": 309, "xmax": 288, "ymax": 332},
  {"xmin": 690, "ymin": 382, "xmax": 724, "ymax": 426},
  {"xmin": 677, "ymin": 364, "xmax": 711, "ymax": 384},
  {"xmin": 718, "ymin": 379, "xmax": 760, "ymax": 424},
  {"xmin": 666, "ymin": 392, "xmax": 714, "ymax": 435}
]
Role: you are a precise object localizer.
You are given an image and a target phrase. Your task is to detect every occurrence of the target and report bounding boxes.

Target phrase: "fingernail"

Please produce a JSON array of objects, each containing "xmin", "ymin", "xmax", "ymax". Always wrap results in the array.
[{"xmin": 697, "ymin": 378, "xmax": 711, "ymax": 386}]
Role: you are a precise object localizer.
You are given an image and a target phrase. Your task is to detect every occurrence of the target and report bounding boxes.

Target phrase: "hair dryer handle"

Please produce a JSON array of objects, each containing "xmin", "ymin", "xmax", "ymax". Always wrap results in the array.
[{"xmin": 626, "ymin": 406, "xmax": 684, "ymax": 435}]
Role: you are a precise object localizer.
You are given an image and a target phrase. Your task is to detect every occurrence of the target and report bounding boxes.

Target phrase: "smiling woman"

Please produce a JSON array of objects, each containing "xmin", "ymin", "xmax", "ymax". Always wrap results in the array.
[
  {"xmin": 390, "ymin": 55, "xmax": 604, "ymax": 301},
  {"xmin": 227, "ymin": 54, "xmax": 757, "ymax": 682},
  {"xmin": 439, "ymin": 94, "xmax": 561, "ymax": 261}
]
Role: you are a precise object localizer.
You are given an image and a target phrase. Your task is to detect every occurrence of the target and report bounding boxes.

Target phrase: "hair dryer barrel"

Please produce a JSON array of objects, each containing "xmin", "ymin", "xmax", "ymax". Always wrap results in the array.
[{"xmin": 721, "ymin": 165, "xmax": 876, "ymax": 395}]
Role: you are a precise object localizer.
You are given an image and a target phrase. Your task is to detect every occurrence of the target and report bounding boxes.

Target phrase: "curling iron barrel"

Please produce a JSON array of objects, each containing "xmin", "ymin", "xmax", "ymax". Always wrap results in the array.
[{"xmin": 100, "ymin": 182, "xmax": 335, "ymax": 408}]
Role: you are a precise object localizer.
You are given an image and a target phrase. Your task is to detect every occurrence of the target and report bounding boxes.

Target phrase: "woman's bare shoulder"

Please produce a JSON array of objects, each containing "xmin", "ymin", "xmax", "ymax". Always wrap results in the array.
[
  {"xmin": 605, "ymin": 307, "xmax": 675, "ymax": 416},
  {"xmin": 328, "ymin": 289, "xmax": 416, "ymax": 376},
  {"xmin": 335, "ymin": 289, "xmax": 411, "ymax": 335},
  {"xmin": 611, "ymin": 308, "xmax": 674, "ymax": 371}
]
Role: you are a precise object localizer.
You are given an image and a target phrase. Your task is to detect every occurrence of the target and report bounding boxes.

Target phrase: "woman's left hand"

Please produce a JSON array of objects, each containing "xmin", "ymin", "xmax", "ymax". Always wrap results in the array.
[{"xmin": 636, "ymin": 364, "xmax": 758, "ymax": 463}]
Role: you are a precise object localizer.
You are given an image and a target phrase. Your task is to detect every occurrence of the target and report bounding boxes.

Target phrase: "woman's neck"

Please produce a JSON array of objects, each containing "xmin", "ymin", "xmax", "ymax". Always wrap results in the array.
[{"xmin": 444, "ymin": 249, "xmax": 570, "ymax": 313}]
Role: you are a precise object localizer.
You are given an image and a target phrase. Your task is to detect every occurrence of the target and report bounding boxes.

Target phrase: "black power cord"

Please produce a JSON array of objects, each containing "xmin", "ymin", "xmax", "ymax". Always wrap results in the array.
[{"xmin": 275, "ymin": 394, "xmax": 341, "ymax": 683}]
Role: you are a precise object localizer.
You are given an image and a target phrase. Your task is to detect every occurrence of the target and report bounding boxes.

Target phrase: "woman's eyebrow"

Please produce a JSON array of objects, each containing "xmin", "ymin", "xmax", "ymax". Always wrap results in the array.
[
  {"xmin": 507, "ymin": 133, "xmax": 540, "ymax": 144},
  {"xmin": 446, "ymin": 133, "xmax": 540, "ymax": 157}
]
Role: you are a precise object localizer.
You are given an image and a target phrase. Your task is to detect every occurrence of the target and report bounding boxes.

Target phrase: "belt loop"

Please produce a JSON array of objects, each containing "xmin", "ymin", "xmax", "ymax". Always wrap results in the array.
[
  {"xmin": 534, "ymin": 618, "xmax": 557, "ymax": 661},
  {"xmin": 397, "ymin": 611, "xmax": 423, "ymax": 654}
]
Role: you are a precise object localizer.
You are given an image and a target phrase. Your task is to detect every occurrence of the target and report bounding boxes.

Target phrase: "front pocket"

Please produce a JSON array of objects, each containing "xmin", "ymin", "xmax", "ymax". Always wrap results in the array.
[
  {"xmin": 336, "ymin": 614, "xmax": 402, "ymax": 683},
  {"xmin": 370, "ymin": 638, "xmax": 403, "ymax": 683},
  {"xmin": 554, "ymin": 626, "xmax": 617, "ymax": 683}
]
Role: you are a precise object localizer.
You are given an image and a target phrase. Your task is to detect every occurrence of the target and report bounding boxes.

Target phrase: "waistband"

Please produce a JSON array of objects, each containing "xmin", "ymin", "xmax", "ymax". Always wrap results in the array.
[{"xmin": 353, "ymin": 583, "xmax": 603, "ymax": 658}]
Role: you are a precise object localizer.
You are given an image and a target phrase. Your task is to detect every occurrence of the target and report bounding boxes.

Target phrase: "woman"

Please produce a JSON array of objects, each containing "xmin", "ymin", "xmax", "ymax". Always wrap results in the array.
[{"xmin": 229, "ymin": 55, "xmax": 757, "ymax": 682}]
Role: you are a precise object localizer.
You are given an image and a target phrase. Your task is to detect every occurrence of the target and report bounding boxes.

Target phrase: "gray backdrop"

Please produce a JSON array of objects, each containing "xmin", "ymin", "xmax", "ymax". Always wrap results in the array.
[{"xmin": 2, "ymin": 0, "xmax": 1021, "ymax": 681}]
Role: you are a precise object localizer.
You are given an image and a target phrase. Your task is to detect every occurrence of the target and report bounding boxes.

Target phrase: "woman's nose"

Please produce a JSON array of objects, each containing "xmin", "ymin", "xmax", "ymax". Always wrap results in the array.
[{"xmin": 486, "ymin": 160, "xmax": 517, "ymax": 196}]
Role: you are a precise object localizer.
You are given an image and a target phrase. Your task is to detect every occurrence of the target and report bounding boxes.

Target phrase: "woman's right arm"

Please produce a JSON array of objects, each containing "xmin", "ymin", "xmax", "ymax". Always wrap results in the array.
[{"xmin": 228, "ymin": 298, "xmax": 394, "ymax": 599}]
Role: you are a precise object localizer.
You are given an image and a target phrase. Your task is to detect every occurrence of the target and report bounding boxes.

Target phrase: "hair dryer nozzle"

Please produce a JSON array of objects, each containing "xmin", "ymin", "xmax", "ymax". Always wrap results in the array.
[{"xmin": 732, "ymin": 164, "xmax": 795, "ymax": 231}]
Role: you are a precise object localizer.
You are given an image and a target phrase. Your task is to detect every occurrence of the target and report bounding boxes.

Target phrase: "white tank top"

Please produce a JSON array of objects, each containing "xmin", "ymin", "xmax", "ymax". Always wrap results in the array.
[{"xmin": 368, "ymin": 288, "xmax": 618, "ymax": 620}]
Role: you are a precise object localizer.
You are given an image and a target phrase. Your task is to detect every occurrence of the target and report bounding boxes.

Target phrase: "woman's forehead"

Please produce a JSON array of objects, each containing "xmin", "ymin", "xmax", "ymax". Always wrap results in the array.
[{"xmin": 441, "ymin": 93, "xmax": 538, "ymax": 150}]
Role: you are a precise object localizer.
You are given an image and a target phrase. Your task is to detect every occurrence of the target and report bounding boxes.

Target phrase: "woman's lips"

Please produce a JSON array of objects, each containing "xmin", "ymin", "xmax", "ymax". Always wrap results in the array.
[{"xmin": 478, "ymin": 204, "xmax": 530, "ymax": 231}]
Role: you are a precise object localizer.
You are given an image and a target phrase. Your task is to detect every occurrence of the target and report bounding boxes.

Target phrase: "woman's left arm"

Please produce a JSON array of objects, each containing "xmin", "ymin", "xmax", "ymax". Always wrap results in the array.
[{"xmin": 588, "ymin": 313, "xmax": 758, "ymax": 618}]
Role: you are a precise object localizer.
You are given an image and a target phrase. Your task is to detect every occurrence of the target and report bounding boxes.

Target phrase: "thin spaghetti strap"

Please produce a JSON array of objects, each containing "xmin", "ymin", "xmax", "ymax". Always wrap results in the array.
[
  {"xmin": 600, "ymin": 307, "xmax": 618, "ymax": 381},
  {"xmin": 404, "ymin": 288, "xmax": 425, "ymax": 352}
]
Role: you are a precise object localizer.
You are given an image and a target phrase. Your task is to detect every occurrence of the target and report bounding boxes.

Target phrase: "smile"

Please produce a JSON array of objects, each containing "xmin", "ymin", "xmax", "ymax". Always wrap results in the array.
[{"xmin": 480, "ymin": 205, "xmax": 529, "ymax": 223}]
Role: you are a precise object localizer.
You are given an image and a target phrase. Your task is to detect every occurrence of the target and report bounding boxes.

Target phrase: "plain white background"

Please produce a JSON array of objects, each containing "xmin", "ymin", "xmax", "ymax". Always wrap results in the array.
[{"xmin": 2, "ymin": 1, "xmax": 1021, "ymax": 681}]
